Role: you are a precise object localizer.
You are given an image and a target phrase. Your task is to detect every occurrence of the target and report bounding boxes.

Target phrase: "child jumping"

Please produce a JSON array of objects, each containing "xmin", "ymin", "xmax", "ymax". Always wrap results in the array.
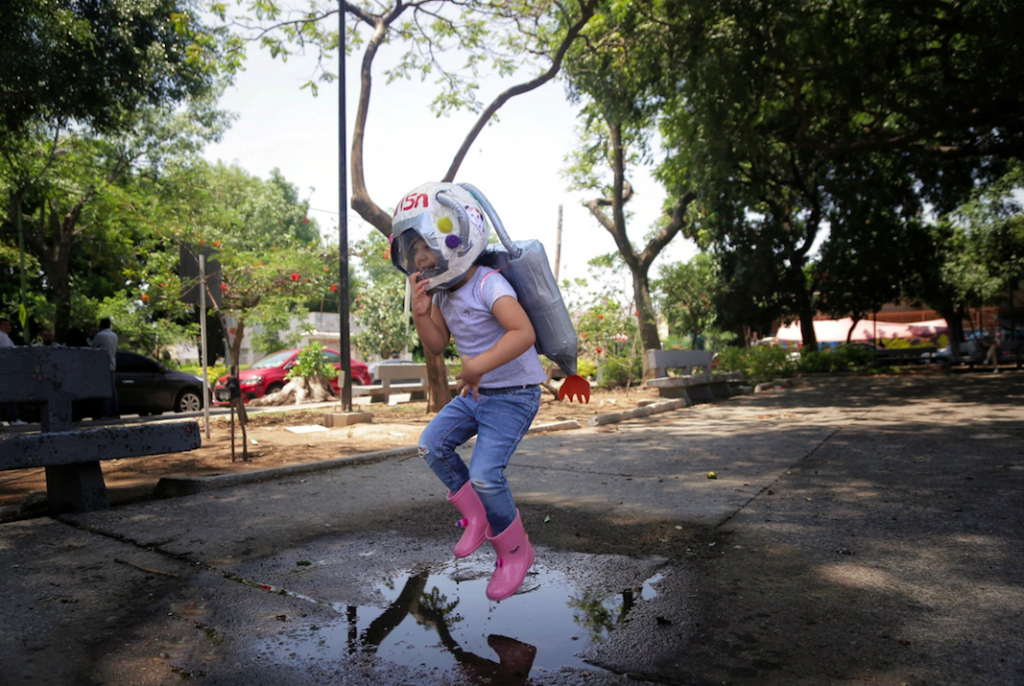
[{"xmin": 390, "ymin": 181, "xmax": 547, "ymax": 601}]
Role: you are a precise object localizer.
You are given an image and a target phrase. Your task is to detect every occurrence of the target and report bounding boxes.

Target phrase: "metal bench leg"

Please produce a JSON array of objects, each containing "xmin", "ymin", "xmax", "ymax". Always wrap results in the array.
[{"xmin": 45, "ymin": 462, "xmax": 109, "ymax": 513}]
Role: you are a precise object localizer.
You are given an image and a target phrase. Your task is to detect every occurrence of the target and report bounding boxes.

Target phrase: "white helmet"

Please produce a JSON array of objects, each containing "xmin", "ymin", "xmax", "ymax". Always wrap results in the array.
[{"xmin": 390, "ymin": 181, "xmax": 489, "ymax": 294}]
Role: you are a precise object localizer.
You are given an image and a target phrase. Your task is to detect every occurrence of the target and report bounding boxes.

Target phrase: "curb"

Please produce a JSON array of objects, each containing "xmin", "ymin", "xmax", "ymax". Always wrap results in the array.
[
  {"xmin": 155, "ymin": 446, "xmax": 420, "ymax": 497},
  {"xmin": 154, "ymin": 419, "xmax": 585, "ymax": 497},
  {"xmin": 587, "ymin": 398, "xmax": 691, "ymax": 426}
]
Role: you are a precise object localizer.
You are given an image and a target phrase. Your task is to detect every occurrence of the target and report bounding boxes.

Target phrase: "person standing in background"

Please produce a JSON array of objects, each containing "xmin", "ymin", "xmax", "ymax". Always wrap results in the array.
[
  {"xmin": 0, "ymin": 318, "xmax": 13, "ymax": 348},
  {"xmin": 91, "ymin": 318, "xmax": 120, "ymax": 418},
  {"xmin": 0, "ymin": 318, "xmax": 27, "ymax": 426}
]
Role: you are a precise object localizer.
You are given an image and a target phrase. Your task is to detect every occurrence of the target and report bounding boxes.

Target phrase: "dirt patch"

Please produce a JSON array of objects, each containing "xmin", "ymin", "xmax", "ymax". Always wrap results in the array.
[{"xmin": 1, "ymin": 385, "xmax": 662, "ymax": 512}]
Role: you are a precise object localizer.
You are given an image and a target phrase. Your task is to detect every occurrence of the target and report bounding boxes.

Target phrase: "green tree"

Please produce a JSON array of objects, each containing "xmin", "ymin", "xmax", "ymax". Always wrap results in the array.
[
  {"xmin": 0, "ymin": 0, "xmax": 234, "ymax": 341},
  {"xmin": 907, "ymin": 164, "xmax": 1024, "ymax": 357},
  {"xmin": 351, "ymin": 232, "xmax": 416, "ymax": 360},
  {"xmin": 0, "ymin": 95, "xmax": 230, "ymax": 341},
  {"xmin": 561, "ymin": 3, "xmax": 697, "ymax": 372},
  {"xmin": 655, "ymin": 253, "xmax": 719, "ymax": 349},
  {"xmin": 151, "ymin": 160, "xmax": 331, "ymax": 367},
  {"xmin": 215, "ymin": 0, "xmax": 599, "ymax": 409},
  {"xmin": 0, "ymin": 0, "xmax": 232, "ymax": 137},
  {"xmin": 606, "ymin": 0, "xmax": 1024, "ymax": 350}
]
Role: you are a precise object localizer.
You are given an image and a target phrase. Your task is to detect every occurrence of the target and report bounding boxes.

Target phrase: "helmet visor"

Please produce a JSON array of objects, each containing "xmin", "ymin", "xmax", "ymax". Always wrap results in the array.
[{"xmin": 391, "ymin": 215, "xmax": 448, "ymax": 282}]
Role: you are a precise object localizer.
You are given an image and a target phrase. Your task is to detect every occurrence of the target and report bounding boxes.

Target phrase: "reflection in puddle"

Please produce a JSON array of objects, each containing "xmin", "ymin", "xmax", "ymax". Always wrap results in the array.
[{"xmin": 259, "ymin": 560, "xmax": 661, "ymax": 681}]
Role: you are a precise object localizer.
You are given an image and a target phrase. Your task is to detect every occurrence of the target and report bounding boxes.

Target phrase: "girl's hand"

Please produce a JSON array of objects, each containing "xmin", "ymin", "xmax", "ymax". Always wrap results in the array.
[
  {"xmin": 409, "ymin": 272, "xmax": 432, "ymax": 317},
  {"xmin": 456, "ymin": 355, "xmax": 484, "ymax": 401}
]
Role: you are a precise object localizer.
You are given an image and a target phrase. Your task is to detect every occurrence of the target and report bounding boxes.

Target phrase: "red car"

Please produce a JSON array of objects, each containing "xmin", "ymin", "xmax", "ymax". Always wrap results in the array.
[{"xmin": 214, "ymin": 348, "xmax": 371, "ymax": 403}]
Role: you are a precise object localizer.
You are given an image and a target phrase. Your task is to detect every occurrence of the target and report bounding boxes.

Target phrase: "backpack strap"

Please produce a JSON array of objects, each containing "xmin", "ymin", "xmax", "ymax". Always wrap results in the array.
[{"xmin": 479, "ymin": 267, "xmax": 504, "ymax": 301}]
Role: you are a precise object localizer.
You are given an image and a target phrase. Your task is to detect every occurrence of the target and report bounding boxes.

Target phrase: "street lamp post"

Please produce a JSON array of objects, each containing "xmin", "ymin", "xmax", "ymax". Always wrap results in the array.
[{"xmin": 337, "ymin": 1, "xmax": 352, "ymax": 412}]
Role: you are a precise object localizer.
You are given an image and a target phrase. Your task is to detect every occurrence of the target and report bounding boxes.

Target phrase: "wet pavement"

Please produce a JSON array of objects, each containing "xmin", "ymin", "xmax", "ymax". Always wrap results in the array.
[{"xmin": 1, "ymin": 372, "xmax": 1023, "ymax": 685}]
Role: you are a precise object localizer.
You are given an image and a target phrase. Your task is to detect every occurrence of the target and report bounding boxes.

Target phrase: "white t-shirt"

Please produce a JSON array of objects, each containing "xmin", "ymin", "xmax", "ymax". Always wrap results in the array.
[
  {"xmin": 91, "ymin": 328, "xmax": 118, "ymax": 370},
  {"xmin": 0, "ymin": 330, "xmax": 13, "ymax": 348},
  {"xmin": 434, "ymin": 267, "xmax": 547, "ymax": 388}
]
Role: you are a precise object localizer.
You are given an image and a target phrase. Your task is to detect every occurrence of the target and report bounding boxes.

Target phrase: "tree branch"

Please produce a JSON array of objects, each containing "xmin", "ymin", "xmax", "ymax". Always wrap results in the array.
[{"xmin": 441, "ymin": 0, "xmax": 597, "ymax": 182}]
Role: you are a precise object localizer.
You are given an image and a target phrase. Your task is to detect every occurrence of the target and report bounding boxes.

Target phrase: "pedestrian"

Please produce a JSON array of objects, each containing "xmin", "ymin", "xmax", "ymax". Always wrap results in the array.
[
  {"xmin": 0, "ymin": 317, "xmax": 13, "ymax": 348},
  {"xmin": 90, "ymin": 317, "xmax": 120, "ymax": 418},
  {"xmin": 0, "ymin": 318, "xmax": 27, "ymax": 426},
  {"xmin": 981, "ymin": 331, "xmax": 1001, "ymax": 372},
  {"xmin": 391, "ymin": 182, "xmax": 546, "ymax": 602}
]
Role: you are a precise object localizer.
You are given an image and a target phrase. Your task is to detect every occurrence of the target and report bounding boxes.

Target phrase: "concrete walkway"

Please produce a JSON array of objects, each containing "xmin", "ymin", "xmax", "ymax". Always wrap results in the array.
[{"xmin": 1, "ymin": 373, "xmax": 1021, "ymax": 685}]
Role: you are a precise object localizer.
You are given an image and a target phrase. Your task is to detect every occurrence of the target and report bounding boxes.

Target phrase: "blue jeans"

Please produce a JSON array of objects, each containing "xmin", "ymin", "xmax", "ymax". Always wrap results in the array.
[{"xmin": 418, "ymin": 385, "xmax": 540, "ymax": 535}]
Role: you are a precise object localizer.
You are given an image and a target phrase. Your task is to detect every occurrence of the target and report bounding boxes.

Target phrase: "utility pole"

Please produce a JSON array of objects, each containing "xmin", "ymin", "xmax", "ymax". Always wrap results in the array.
[{"xmin": 554, "ymin": 204, "xmax": 563, "ymax": 282}]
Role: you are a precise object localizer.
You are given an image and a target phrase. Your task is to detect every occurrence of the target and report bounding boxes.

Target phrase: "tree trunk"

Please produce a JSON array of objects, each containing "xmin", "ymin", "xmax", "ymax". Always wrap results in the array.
[
  {"xmin": 846, "ymin": 316, "xmax": 861, "ymax": 345},
  {"xmin": 632, "ymin": 271, "xmax": 661, "ymax": 377},
  {"xmin": 941, "ymin": 303, "xmax": 967, "ymax": 361},
  {"xmin": 425, "ymin": 348, "xmax": 450, "ymax": 413},
  {"xmin": 797, "ymin": 308, "xmax": 819, "ymax": 353},
  {"xmin": 31, "ymin": 199, "xmax": 79, "ymax": 341},
  {"xmin": 344, "ymin": 4, "xmax": 598, "ymax": 410},
  {"xmin": 247, "ymin": 376, "xmax": 337, "ymax": 406}
]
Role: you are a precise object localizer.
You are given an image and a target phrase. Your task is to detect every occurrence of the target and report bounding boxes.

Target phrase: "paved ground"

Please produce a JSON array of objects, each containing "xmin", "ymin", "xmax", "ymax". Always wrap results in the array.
[{"xmin": 1, "ymin": 373, "xmax": 1022, "ymax": 685}]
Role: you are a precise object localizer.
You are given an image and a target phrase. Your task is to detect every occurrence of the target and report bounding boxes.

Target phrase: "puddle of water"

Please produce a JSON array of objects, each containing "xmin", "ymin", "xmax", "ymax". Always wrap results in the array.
[{"xmin": 259, "ymin": 559, "xmax": 661, "ymax": 679}]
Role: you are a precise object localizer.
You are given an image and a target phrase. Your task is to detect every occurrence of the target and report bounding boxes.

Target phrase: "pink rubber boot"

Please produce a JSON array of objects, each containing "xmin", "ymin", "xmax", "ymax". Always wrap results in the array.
[
  {"xmin": 447, "ymin": 481, "xmax": 491, "ymax": 558},
  {"xmin": 485, "ymin": 510, "xmax": 534, "ymax": 601}
]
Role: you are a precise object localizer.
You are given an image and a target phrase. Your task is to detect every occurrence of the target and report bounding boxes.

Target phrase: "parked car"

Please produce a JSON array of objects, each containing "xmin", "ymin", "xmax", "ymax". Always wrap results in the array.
[
  {"xmin": 368, "ymin": 359, "xmax": 425, "ymax": 384},
  {"xmin": 115, "ymin": 351, "xmax": 207, "ymax": 415},
  {"xmin": 922, "ymin": 340, "xmax": 982, "ymax": 367},
  {"xmin": 213, "ymin": 348, "xmax": 371, "ymax": 403}
]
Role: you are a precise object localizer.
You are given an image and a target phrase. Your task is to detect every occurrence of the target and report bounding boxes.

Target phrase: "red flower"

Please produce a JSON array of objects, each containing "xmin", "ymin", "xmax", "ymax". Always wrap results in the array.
[
  {"xmin": 213, "ymin": 240, "xmax": 221, "ymax": 248},
  {"xmin": 596, "ymin": 347, "xmax": 603, "ymax": 354},
  {"xmin": 634, "ymin": 310, "xmax": 639, "ymax": 317},
  {"xmin": 229, "ymin": 328, "xmax": 235, "ymax": 335},
  {"xmin": 330, "ymin": 284, "xmax": 338, "ymax": 292},
  {"xmin": 302, "ymin": 217, "xmax": 309, "ymax": 224},
  {"xmin": 141, "ymin": 294, "xmax": 149, "ymax": 302},
  {"xmin": 598, "ymin": 314, "xmax": 604, "ymax": 321},
  {"xmin": 291, "ymin": 273, "xmax": 300, "ymax": 282},
  {"xmin": 221, "ymin": 283, "xmax": 228, "ymax": 292}
]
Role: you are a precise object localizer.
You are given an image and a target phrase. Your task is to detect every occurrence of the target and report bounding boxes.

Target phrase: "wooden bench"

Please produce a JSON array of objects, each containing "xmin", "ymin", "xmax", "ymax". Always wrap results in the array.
[
  {"xmin": 0, "ymin": 347, "xmax": 201, "ymax": 513},
  {"xmin": 644, "ymin": 349, "xmax": 743, "ymax": 403}
]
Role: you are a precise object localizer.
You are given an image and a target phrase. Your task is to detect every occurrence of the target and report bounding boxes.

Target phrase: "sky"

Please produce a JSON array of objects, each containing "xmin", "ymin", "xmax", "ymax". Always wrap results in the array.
[{"xmin": 202, "ymin": 29, "xmax": 698, "ymax": 294}]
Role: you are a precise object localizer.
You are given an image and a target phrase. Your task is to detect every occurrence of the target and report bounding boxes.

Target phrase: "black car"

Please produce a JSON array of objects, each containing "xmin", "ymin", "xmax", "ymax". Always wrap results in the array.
[{"xmin": 115, "ymin": 351, "xmax": 207, "ymax": 415}]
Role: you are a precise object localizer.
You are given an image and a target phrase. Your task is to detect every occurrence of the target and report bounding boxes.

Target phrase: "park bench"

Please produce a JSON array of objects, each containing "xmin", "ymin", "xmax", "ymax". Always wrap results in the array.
[
  {"xmin": 873, "ymin": 346, "xmax": 936, "ymax": 366},
  {"xmin": 644, "ymin": 349, "xmax": 743, "ymax": 403},
  {"xmin": 0, "ymin": 347, "xmax": 201, "ymax": 513},
  {"xmin": 351, "ymin": 363, "xmax": 447, "ymax": 404}
]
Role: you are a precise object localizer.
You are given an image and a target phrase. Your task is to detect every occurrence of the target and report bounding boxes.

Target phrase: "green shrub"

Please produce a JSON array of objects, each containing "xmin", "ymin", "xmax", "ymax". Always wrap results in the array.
[
  {"xmin": 177, "ymin": 362, "xmax": 230, "ymax": 387},
  {"xmin": 799, "ymin": 350, "xmax": 837, "ymax": 373},
  {"xmin": 798, "ymin": 345, "xmax": 878, "ymax": 374},
  {"xmin": 286, "ymin": 342, "xmax": 334, "ymax": 380},
  {"xmin": 835, "ymin": 344, "xmax": 877, "ymax": 368},
  {"xmin": 596, "ymin": 353, "xmax": 642, "ymax": 388},
  {"xmin": 716, "ymin": 346, "xmax": 798, "ymax": 384}
]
